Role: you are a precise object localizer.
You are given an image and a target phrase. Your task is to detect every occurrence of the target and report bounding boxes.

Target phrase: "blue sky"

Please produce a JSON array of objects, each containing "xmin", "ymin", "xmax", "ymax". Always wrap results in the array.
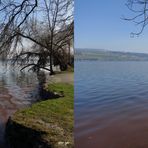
[{"xmin": 75, "ymin": 0, "xmax": 148, "ymax": 53}]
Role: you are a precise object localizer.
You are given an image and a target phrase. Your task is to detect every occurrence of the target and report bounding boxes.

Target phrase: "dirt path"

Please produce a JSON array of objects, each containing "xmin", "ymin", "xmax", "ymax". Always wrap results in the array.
[{"xmin": 46, "ymin": 72, "xmax": 74, "ymax": 84}]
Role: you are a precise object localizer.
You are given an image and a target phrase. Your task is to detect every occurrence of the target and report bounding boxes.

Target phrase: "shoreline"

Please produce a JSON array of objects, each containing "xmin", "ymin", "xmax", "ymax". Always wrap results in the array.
[{"xmin": 5, "ymin": 82, "xmax": 74, "ymax": 148}]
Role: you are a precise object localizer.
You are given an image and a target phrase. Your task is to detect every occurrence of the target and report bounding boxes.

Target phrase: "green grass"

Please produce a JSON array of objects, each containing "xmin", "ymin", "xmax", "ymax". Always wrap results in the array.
[{"xmin": 10, "ymin": 83, "xmax": 74, "ymax": 148}]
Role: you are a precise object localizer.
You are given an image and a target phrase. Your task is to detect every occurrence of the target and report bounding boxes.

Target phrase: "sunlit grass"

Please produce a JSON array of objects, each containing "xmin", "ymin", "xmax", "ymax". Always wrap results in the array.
[{"xmin": 11, "ymin": 83, "xmax": 74, "ymax": 147}]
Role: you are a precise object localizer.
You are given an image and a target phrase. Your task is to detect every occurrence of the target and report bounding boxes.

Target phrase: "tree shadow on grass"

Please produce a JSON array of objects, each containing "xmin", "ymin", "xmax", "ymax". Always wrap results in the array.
[
  {"xmin": 5, "ymin": 118, "xmax": 51, "ymax": 148},
  {"xmin": 37, "ymin": 72, "xmax": 64, "ymax": 100},
  {"xmin": 0, "ymin": 121, "xmax": 10, "ymax": 148}
]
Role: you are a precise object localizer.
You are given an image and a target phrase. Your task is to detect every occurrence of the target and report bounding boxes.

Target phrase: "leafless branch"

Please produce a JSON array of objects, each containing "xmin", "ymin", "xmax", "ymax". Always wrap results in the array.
[{"xmin": 123, "ymin": 0, "xmax": 148, "ymax": 36}]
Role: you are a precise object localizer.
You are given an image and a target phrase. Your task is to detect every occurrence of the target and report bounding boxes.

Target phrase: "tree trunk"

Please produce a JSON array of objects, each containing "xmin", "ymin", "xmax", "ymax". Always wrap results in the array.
[
  {"xmin": 49, "ymin": 30, "xmax": 55, "ymax": 75},
  {"xmin": 49, "ymin": 53, "xmax": 54, "ymax": 75},
  {"xmin": 68, "ymin": 43, "xmax": 71, "ymax": 65}
]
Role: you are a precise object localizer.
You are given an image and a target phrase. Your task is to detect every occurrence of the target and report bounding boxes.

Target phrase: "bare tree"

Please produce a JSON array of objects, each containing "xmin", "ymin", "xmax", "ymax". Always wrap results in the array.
[
  {"xmin": 0, "ymin": 0, "xmax": 74, "ymax": 75},
  {"xmin": 123, "ymin": 0, "xmax": 148, "ymax": 36},
  {"xmin": 0, "ymin": 0, "xmax": 38, "ymax": 53},
  {"xmin": 52, "ymin": 21, "xmax": 74, "ymax": 70}
]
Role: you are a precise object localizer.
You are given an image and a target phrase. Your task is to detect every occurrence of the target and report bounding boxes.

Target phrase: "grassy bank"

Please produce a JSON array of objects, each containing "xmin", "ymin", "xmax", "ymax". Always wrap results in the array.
[
  {"xmin": 6, "ymin": 83, "xmax": 74, "ymax": 148},
  {"xmin": 55, "ymin": 66, "xmax": 74, "ymax": 74}
]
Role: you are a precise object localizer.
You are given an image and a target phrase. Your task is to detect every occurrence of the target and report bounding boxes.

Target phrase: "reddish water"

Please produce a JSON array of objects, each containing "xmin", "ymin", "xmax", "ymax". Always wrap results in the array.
[
  {"xmin": 0, "ymin": 63, "xmax": 73, "ymax": 147},
  {"xmin": 75, "ymin": 115, "xmax": 148, "ymax": 148},
  {"xmin": 0, "ymin": 63, "xmax": 39, "ymax": 147},
  {"xmin": 0, "ymin": 89, "xmax": 16, "ymax": 147},
  {"xmin": 75, "ymin": 61, "xmax": 148, "ymax": 148}
]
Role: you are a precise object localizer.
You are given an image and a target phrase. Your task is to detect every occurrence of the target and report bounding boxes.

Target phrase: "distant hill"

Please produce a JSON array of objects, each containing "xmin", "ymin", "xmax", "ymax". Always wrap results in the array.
[{"xmin": 75, "ymin": 48, "xmax": 148, "ymax": 61}]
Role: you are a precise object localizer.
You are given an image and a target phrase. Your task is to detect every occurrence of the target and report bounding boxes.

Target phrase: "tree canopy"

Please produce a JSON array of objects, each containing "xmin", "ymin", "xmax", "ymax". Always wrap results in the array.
[{"xmin": 0, "ymin": 0, "xmax": 74, "ymax": 74}]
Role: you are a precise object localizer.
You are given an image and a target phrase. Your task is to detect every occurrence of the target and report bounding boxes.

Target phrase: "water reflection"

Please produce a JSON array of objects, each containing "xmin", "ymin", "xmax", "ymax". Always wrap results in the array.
[
  {"xmin": 0, "ymin": 62, "xmax": 42, "ymax": 147},
  {"xmin": 37, "ymin": 72, "xmax": 48, "ymax": 99},
  {"xmin": 0, "ymin": 61, "xmax": 73, "ymax": 147}
]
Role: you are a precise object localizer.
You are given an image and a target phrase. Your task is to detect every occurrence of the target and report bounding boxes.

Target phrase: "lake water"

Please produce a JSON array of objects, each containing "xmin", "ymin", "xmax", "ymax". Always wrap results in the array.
[
  {"xmin": 0, "ymin": 62, "xmax": 73, "ymax": 147},
  {"xmin": 0, "ymin": 62, "xmax": 40, "ymax": 147},
  {"xmin": 75, "ymin": 61, "xmax": 148, "ymax": 148}
]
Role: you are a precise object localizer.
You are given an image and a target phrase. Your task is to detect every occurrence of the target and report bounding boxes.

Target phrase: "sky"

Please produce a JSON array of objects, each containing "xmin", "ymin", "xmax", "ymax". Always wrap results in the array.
[{"xmin": 75, "ymin": 0, "xmax": 148, "ymax": 53}]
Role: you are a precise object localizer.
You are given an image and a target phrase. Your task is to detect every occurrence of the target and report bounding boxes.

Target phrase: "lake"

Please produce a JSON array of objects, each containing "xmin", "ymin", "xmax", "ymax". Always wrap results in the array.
[
  {"xmin": 0, "ymin": 62, "xmax": 73, "ymax": 148},
  {"xmin": 0, "ymin": 62, "xmax": 40, "ymax": 147},
  {"xmin": 75, "ymin": 61, "xmax": 148, "ymax": 148}
]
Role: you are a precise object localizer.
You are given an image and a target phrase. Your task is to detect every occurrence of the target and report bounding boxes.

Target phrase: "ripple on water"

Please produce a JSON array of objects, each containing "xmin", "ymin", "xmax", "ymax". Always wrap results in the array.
[
  {"xmin": 75, "ymin": 61, "xmax": 148, "ymax": 148},
  {"xmin": 0, "ymin": 62, "xmax": 40, "ymax": 147}
]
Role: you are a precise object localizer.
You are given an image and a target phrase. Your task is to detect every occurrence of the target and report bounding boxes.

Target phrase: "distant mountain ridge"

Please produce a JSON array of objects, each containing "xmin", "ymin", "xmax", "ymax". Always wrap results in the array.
[{"xmin": 75, "ymin": 48, "xmax": 148, "ymax": 61}]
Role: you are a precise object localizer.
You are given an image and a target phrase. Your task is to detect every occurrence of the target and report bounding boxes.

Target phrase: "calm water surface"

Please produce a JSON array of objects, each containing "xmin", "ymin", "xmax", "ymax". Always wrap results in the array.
[
  {"xmin": 75, "ymin": 61, "xmax": 148, "ymax": 148},
  {"xmin": 0, "ymin": 62, "xmax": 40, "ymax": 147}
]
